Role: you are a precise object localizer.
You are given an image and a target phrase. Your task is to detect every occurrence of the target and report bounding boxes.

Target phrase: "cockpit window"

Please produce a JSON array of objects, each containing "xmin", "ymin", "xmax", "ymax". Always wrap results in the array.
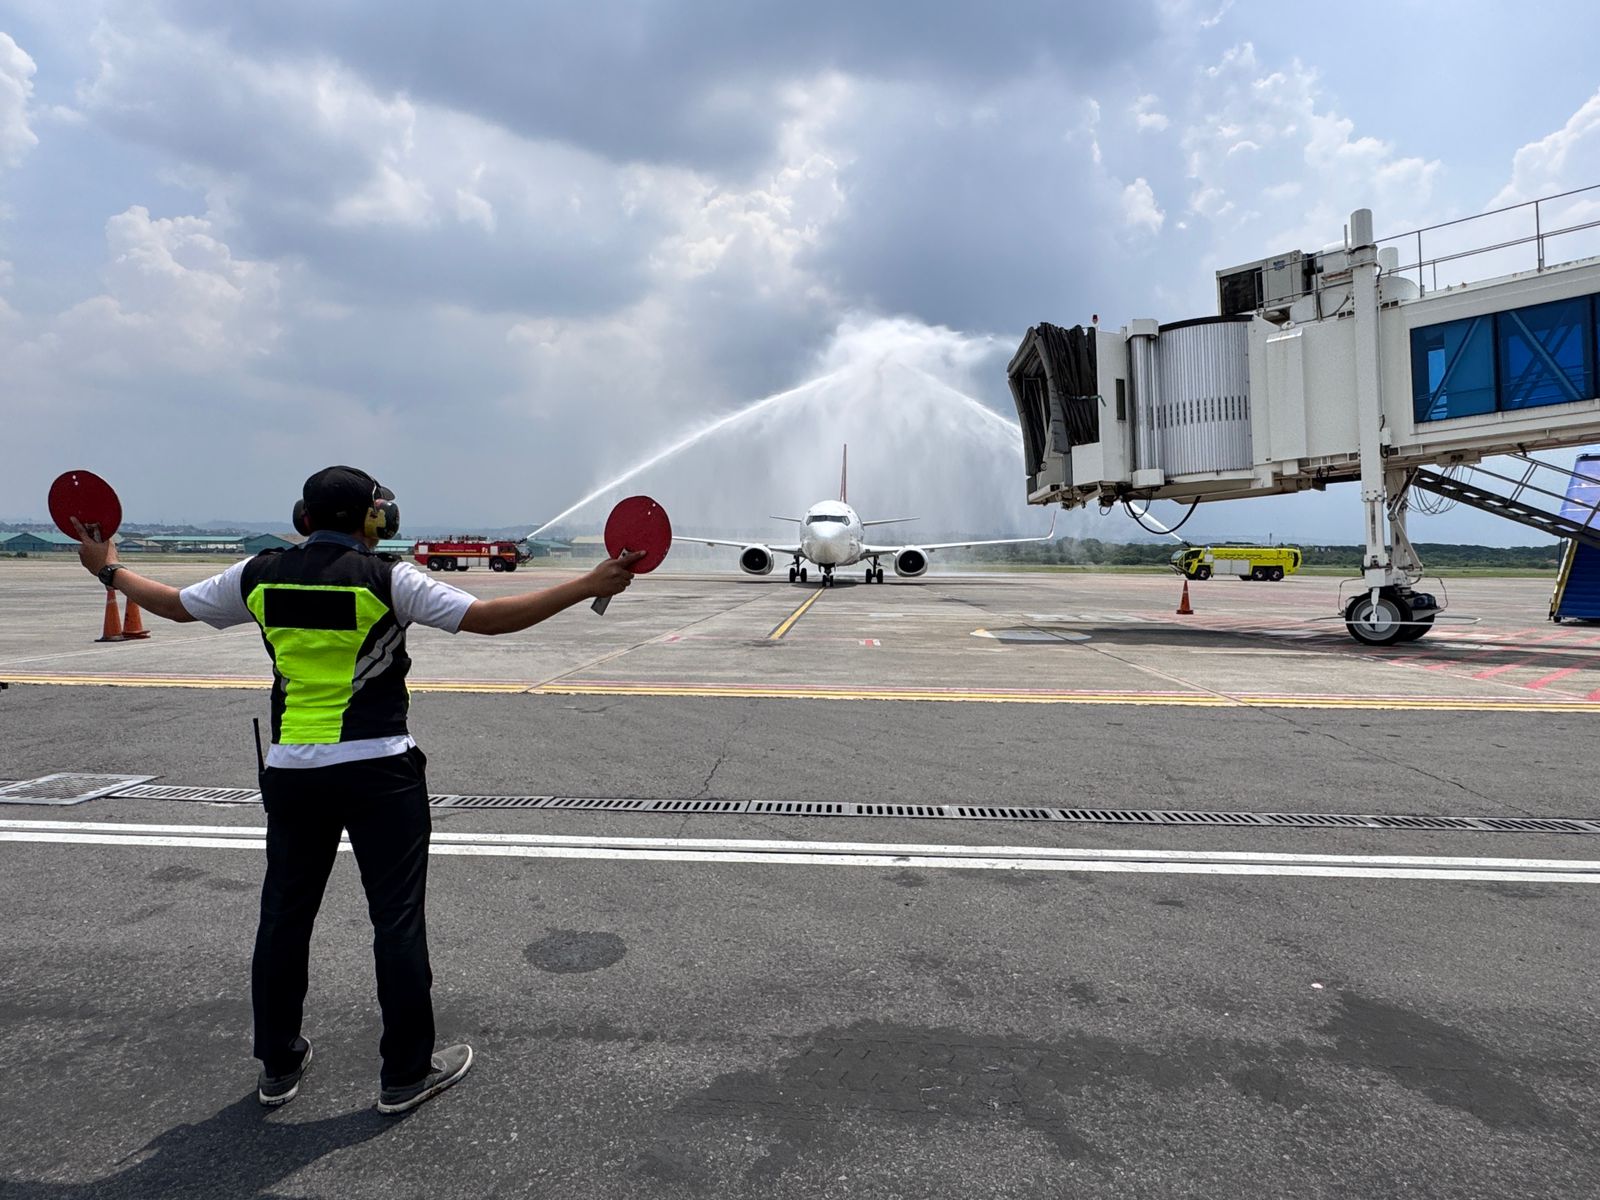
[{"xmin": 806, "ymin": 514, "xmax": 848, "ymax": 525}]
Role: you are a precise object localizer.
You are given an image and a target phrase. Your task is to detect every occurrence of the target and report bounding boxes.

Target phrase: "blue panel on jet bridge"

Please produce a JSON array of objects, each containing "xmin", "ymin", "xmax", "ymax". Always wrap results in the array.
[{"xmin": 1555, "ymin": 454, "xmax": 1600, "ymax": 620}]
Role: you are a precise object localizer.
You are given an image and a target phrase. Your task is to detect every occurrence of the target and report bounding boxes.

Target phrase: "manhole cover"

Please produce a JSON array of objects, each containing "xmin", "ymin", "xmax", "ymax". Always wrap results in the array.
[{"xmin": 0, "ymin": 773, "xmax": 155, "ymax": 806}]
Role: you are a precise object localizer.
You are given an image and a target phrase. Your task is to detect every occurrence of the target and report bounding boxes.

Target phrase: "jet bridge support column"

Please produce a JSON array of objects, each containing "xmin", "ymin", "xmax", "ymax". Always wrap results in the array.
[{"xmin": 1344, "ymin": 209, "xmax": 1439, "ymax": 646}]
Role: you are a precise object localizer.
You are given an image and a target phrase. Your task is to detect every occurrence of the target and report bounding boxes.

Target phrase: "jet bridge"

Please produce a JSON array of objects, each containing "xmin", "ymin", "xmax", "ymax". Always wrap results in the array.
[{"xmin": 1009, "ymin": 186, "xmax": 1600, "ymax": 644}]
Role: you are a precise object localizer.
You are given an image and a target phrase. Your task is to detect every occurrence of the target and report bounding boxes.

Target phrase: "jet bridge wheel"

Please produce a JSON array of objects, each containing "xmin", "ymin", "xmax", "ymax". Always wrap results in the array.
[
  {"xmin": 1344, "ymin": 590, "xmax": 1413, "ymax": 647},
  {"xmin": 1396, "ymin": 612, "xmax": 1436, "ymax": 642}
]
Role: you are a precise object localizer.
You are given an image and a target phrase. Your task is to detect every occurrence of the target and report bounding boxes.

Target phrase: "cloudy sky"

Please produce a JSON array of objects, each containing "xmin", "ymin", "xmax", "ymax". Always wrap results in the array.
[{"xmin": 4, "ymin": 1, "xmax": 1600, "ymax": 542}]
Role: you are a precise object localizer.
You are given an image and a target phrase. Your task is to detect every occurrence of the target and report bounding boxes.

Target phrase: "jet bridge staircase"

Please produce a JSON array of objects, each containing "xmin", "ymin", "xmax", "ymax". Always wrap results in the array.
[{"xmin": 1411, "ymin": 455, "xmax": 1600, "ymax": 552}]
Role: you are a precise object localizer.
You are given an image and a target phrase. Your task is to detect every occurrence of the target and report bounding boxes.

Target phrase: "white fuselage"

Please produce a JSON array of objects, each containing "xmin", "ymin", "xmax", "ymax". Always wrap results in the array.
[{"xmin": 798, "ymin": 500, "xmax": 864, "ymax": 567}]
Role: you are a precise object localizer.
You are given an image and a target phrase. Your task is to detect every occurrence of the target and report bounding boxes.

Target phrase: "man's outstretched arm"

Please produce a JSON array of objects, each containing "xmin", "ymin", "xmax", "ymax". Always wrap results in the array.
[
  {"xmin": 457, "ymin": 551, "xmax": 645, "ymax": 636},
  {"xmin": 74, "ymin": 522, "xmax": 198, "ymax": 623}
]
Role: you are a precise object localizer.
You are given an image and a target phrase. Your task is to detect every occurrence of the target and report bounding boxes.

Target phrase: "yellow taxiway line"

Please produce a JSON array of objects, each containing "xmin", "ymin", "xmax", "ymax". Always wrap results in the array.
[
  {"xmin": 6, "ymin": 671, "xmax": 1600, "ymax": 713},
  {"xmin": 767, "ymin": 588, "xmax": 825, "ymax": 640},
  {"xmin": 527, "ymin": 680, "xmax": 1600, "ymax": 712}
]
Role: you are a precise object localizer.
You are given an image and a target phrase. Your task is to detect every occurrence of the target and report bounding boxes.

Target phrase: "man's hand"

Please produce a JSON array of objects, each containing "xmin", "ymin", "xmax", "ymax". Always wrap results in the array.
[
  {"xmin": 72, "ymin": 517, "xmax": 119, "ymax": 577},
  {"xmin": 585, "ymin": 551, "xmax": 647, "ymax": 598}
]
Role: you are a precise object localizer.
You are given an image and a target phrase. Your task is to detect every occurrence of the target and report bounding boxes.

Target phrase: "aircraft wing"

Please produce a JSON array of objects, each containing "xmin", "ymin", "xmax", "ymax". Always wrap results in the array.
[
  {"xmin": 863, "ymin": 513, "xmax": 1057, "ymax": 556},
  {"xmin": 692, "ymin": 537, "xmax": 803, "ymax": 555}
]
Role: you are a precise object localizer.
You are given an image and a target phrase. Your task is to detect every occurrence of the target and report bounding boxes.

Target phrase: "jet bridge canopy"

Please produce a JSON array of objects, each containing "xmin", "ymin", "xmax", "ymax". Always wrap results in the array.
[{"xmin": 1007, "ymin": 323, "xmax": 1100, "ymax": 498}]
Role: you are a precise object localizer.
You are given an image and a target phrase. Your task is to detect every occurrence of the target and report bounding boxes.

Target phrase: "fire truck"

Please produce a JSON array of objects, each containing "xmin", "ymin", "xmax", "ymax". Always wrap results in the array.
[
  {"xmin": 412, "ymin": 537, "xmax": 524, "ymax": 572},
  {"xmin": 1169, "ymin": 544, "xmax": 1302, "ymax": 582}
]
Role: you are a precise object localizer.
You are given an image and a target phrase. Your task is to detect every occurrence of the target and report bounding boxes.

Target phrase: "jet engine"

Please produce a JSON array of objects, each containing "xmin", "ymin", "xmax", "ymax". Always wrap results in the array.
[
  {"xmin": 893, "ymin": 548, "xmax": 929, "ymax": 577},
  {"xmin": 739, "ymin": 545, "xmax": 775, "ymax": 575}
]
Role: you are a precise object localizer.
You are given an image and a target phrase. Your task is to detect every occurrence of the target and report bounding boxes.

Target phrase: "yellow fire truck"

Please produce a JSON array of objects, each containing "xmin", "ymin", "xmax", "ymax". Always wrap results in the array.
[{"xmin": 1170, "ymin": 544, "xmax": 1302, "ymax": 582}]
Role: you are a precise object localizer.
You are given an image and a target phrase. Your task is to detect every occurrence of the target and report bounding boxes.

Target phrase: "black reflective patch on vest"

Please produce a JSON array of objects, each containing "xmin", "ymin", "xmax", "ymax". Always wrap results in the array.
[{"xmin": 262, "ymin": 587, "xmax": 358, "ymax": 631}]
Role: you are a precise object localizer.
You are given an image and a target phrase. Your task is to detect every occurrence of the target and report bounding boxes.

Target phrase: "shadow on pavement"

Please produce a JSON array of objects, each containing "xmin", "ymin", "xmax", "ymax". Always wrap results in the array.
[{"xmin": 1, "ymin": 1093, "xmax": 396, "ymax": 1199}]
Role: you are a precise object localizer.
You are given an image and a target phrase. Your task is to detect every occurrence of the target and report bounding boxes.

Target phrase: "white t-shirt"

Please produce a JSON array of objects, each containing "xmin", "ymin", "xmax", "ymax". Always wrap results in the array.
[{"xmin": 180, "ymin": 558, "xmax": 476, "ymax": 769}]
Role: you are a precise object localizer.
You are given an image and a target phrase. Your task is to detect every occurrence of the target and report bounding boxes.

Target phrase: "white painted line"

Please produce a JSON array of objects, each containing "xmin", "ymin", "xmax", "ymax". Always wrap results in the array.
[{"xmin": 1, "ymin": 820, "xmax": 1596, "ymax": 883}]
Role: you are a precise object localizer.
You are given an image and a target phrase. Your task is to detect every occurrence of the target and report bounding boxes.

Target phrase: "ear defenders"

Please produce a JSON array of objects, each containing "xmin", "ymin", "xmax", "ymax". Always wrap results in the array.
[
  {"xmin": 365, "ymin": 485, "xmax": 401, "ymax": 540},
  {"xmin": 291, "ymin": 481, "xmax": 400, "ymax": 540}
]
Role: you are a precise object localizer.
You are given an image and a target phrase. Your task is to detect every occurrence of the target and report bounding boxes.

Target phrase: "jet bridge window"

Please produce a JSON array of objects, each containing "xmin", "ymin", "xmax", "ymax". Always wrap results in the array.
[
  {"xmin": 1412, "ymin": 294, "xmax": 1600, "ymax": 423},
  {"xmin": 1411, "ymin": 315, "xmax": 1495, "ymax": 422},
  {"xmin": 1497, "ymin": 296, "xmax": 1594, "ymax": 411}
]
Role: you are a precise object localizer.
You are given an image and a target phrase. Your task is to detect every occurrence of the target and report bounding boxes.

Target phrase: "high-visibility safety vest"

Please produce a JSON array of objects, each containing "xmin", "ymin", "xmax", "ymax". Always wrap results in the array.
[{"xmin": 241, "ymin": 543, "xmax": 412, "ymax": 744}]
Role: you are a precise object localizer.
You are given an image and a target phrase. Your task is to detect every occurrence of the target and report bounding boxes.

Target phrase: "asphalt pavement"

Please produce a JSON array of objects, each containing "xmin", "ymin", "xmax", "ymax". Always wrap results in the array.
[{"xmin": 2, "ymin": 564, "xmax": 1597, "ymax": 1197}]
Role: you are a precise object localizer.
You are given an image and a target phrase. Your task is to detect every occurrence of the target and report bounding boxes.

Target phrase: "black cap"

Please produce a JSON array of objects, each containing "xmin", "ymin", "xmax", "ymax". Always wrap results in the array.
[{"xmin": 302, "ymin": 466, "xmax": 389, "ymax": 530}]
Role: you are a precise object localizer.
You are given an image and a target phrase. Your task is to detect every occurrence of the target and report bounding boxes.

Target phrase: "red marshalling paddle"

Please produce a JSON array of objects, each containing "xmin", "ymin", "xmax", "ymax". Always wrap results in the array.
[
  {"xmin": 48, "ymin": 470, "xmax": 123, "ymax": 543},
  {"xmin": 592, "ymin": 495, "xmax": 671, "ymax": 615}
]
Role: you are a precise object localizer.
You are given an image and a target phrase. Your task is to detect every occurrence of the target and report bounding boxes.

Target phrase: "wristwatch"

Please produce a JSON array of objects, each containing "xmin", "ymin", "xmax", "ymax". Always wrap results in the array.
[{"xmin": 97, "ymin": 563, "xmax": 124, "ymax": 589}]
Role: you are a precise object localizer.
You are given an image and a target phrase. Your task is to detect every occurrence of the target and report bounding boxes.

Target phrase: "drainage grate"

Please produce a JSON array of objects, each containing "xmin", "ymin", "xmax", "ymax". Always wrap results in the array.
[
  {"xmin": 428, "ymin": 795, "xmax": 749, "ymax": 813},
  {"xmin": 430, "ymin": 794, "xmax": 558, "ymax": 810},
  {"xmin": 113, "ymin": 784, "xmax": 262, "ymax": 804},
  {"xmin": 73, "ymin": 776, "xmax": 1600, "ymax": 834},
  {"xmin": 0, "ymin": 773, "xmax": 155, "ymax": 806}
]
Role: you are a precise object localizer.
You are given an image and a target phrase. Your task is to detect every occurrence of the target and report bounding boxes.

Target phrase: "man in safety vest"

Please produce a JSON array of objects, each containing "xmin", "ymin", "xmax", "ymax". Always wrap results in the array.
[{"xmin": 75, "ymin": 466, "xmax": 642, "ymax": 1114}]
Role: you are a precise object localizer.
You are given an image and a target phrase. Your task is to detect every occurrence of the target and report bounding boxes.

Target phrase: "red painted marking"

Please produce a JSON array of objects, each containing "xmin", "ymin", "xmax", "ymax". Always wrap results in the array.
[
  {"xmin": 861, "ymin": 638, "xmax": 881, "ymax": 647},
  {"xmin": 661, "ymin": 635, "xmax": 682, "ymax": 644},
  {"xmin": 1527, "ymin": 666, "xmax": 1582, "ymax": 690},
  {"xmin": 1473, "ymin": 659, "xmax": 1538, "ymax": 679}
]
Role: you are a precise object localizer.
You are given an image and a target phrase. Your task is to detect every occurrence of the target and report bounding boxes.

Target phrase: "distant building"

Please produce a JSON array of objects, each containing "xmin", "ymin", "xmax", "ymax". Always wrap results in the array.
[
  {"xmin": 242, "ymin": 533, "xmax": 295, "ymax": 554},
  {"xmin": 0, "ymin": 530, "xmax": 84, "ymax": 553}
]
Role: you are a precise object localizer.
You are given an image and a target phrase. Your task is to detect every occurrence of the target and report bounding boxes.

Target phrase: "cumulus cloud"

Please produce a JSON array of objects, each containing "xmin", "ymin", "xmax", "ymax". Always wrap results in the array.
[
  {"xmin": 1121, "ymin": 178, "xmax": 1165, "ymax": 234},
  {"xmin": 1174, "ymin": 41, "xmax": 1441, "ymax": 295},
  {"xmin": 1133, "ymin": 94, "xmax": 1169, "ymax": 133},
  {"xmin": 0, "ymin": 32, "xmax": 38, "ymax": 168},
  {"xmin": 1493, "ymin": 89, "xmax": 1600, "ymax": 206}
]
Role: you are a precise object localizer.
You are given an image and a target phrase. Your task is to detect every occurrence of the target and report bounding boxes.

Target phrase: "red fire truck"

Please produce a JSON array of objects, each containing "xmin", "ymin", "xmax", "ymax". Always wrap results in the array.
[{"xmin": 412, "ymin": 537, "xmax": 524, "ymax": 572}]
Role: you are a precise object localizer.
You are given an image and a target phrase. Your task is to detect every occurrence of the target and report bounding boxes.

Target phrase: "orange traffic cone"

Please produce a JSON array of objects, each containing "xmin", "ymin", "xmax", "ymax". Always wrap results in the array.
[
  {"xmin": 121, "ymin": 597, "xmax": 150, "ymax": 639},
  {"xmin": 95, "ymin": 588, "xmax": 125, "ymax": 642},
  {"xmin": 1176, "ymin": 580, "xmax": 1194, "ymax": 615}
]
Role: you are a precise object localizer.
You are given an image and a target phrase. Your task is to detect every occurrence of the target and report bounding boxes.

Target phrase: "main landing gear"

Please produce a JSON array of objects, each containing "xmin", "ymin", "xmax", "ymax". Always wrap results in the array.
[
  {"xmin": 788, "ymin": 557, "xmax": 808, "ymax": 584},
  {"xmin": 1344, "ymin": 586, "xmax": 1439, "ymax": 647},
  {"xmin": 863, "ymin": 557, "xmax": 885, "ymax": 583}
]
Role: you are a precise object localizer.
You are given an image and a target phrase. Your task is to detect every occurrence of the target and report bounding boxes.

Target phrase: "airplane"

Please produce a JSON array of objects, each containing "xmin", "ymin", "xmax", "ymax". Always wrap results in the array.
[{"xmin": 692, "ymin": 446, "xmax": 1059, "ymax": 586}]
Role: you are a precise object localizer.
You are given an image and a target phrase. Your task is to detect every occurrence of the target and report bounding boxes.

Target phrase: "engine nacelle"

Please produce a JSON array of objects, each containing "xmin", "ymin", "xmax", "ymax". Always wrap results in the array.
[
  {"xmin": 739, "ymin": 545, "xmax": 775, "ymax": 575},
  {"xmin": 894, "ymin": 548, "xmax": 929, "ymax": 577}
]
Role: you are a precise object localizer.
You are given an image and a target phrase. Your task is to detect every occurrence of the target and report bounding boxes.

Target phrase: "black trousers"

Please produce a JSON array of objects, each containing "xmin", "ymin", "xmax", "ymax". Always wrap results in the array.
[{"xmin": 253, "ymin": 745, "xmax": 435, "ymax": 1088}]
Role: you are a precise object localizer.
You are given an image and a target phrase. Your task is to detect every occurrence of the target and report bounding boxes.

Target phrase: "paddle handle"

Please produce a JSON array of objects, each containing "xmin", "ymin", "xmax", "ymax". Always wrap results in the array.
[{"xmin": 591, "ymin": 547, "xmax": 630, "ymax": 615}]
